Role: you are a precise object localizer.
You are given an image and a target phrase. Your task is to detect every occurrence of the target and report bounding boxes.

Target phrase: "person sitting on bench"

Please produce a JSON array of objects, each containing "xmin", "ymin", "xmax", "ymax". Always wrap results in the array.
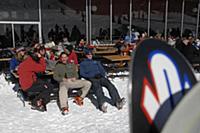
[
  {"xmin": 18, "ymin": 47, "xmax": 53, "ymax": 112},
  {"xmin": 53, "ymin": 52, "xmax": 91, "ymax": 115},
  {"xmin": 80, "ymin": 49, "xmax": 125, "ymax": 113}
]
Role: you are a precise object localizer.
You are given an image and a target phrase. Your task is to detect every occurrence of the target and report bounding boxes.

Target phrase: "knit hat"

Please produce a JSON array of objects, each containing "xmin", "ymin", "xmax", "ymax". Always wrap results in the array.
[
  {"xmin": 16, "ymin": 47, "xmax": 25, "ymax": 53},
  {"xmin": 83, "ymin": 48, "xmax": 92, "ymax": 55}
]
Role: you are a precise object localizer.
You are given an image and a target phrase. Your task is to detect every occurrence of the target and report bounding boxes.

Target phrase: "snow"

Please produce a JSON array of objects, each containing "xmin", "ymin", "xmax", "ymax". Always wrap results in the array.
[
  {"xmin": 0, "ymin": 74, "xmax": 130, "ymax": 133},
  {"xmin": 1, "ymin": 70, "xmax": 200, "ymax": 133}
]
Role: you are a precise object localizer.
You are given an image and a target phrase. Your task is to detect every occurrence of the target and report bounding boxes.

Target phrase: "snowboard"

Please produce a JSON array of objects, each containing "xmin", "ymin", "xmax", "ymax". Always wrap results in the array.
[{"xmin": 129, "ymin": 39, "xmax": 197, "ymax": 133}]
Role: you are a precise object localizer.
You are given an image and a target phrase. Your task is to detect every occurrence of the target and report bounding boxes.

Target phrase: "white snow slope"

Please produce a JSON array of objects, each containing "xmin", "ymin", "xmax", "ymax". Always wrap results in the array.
[{"xmin": 0, "ymin": 74, "xmax": 130, "ymax": 133}]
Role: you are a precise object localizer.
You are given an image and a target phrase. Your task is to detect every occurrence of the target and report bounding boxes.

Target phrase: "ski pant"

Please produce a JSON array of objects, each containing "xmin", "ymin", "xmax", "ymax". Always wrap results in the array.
[
  {"xmin": 59, "ymin": 79, "xmax": 91, "ymax": 108},
  {"xmin": 27, "ymin": 79, "xmax": 53, "ymax": 106},
  {"xmin": 89, "ymin": 77, "xmax": 121, "ymax": 108}
]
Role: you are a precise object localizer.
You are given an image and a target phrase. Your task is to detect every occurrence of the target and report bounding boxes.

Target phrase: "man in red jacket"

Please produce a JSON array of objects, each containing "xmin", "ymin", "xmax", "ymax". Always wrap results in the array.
[{"xmin": 18, "ymin": 49, "xmax": 52, "ymax": 111}]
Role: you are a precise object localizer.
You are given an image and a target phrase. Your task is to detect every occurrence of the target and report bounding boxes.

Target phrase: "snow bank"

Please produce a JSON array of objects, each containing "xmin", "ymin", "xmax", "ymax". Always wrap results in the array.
[{"xmin": 0, "ymin": 74, "xmax": 130, "ymax": 133}]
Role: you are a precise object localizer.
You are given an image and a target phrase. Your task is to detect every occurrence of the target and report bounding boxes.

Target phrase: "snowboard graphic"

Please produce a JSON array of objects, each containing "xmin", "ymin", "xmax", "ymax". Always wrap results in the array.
[
  {"xmin": 130, "ymin": 39, "xmax": 197, "ymax": 133},
  {"xmin": 162, "ymin": 82, "xmax": 200, "ymax": 133}
]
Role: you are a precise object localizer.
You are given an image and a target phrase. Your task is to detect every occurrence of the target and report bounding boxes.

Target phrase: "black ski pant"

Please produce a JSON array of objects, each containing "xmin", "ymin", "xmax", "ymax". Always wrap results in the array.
[
  {"xmin": 89, "ymin": 77, "xmax": 121, "ymax": 108},
  {"xmin": 27, "ymin": 79, "xmax": 53, "ymax": 106}
]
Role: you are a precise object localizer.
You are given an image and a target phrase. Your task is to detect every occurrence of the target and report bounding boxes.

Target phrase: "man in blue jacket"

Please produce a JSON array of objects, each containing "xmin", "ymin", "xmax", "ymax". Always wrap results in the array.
[{"xmin": 80, "ymin": 49, "xmax": 125, "ymax": 113}]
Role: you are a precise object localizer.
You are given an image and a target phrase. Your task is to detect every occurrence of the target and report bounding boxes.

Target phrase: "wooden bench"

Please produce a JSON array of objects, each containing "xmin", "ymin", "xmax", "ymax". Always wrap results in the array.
[{"xmin": 11, "ymin": 71, "xmax": 82, "ymax": 107}]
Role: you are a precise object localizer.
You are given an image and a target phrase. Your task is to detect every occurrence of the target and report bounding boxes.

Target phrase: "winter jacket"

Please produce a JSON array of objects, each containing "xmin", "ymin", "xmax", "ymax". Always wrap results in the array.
[
  {"xmin": 67, "ymin": 51, "xmax": 78, "ymax": 65},
  {"xmin": 18, "ymin": 56, "xmax": 46, "ymax": 91},
  {"xmin": 80, "ymin": 58, "xmax": 106, "ymax": 79},
  {"xmin": 182, "ymin": 44, "xmax": 199, "ymax": 61},
  {"xmin": 53, "ymin": 62, "xmax": 78, "ymax": 82},
  {"xmin": 9, "ymin": 57, "xmax": 19, "ymax": 72}
]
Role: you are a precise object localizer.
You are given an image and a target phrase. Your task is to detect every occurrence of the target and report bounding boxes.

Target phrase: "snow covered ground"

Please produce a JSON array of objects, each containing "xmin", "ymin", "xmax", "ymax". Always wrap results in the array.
[
  {"xmin": 1, "ymin": 70, "xmax": 200, "ymax": 133},
  {"xmin": 0, "ymin": 74, "xmax": 130, "ymax": 133}
]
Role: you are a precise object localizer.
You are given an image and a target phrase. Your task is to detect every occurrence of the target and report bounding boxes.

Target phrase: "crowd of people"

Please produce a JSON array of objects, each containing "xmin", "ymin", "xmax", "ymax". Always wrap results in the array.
[
  {"xmin": 9, "ymin": 41, "xmax": 126, "ymax": 115},
  {"xmin": 0, "ymin": 23, "xmax": 115, "ymax": 49},
  {"xmin": 171, "ymin": 35, "xmax": 200, "ymax": 66},
  {"xmin": 6, "ymin": 23, "xmax": 200, "ymax": 115},
  {"xmin": 116, "ymin": 28, "xmax": 200, "ymax": 67}
]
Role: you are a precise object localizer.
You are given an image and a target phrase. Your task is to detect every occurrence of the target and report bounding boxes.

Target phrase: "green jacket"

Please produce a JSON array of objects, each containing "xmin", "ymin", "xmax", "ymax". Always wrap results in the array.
[{"xmin": 53, "ymin": 62, "xmax": 78, "ymax": 82}]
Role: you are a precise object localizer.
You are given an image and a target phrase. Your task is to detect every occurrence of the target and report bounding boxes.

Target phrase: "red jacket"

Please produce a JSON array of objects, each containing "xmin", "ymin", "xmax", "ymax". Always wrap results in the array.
[
  {"xmin": 18, "ymin": 56, "xmax": 46, "ymax": 91},
  {"xmin": 50, "ymin": 53, "xmax": 56, "ymax": 61},
  {"xmin": 67, "ymin": 51, "xmax": 78, "ymax": 65}
]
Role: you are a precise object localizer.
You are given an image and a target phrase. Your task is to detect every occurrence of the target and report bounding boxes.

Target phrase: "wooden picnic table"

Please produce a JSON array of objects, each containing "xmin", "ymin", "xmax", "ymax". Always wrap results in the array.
[
  {"xmin": 95, "ymin": 44, "xmax": 115, "ymax": 47},
  {"xmin": 95, "ymin": 46, "xmax": 116, "ymax": 50},
  {"xmin": 75, "ymin": 49, "xmax": 117, "ymax": 55},
  {"xmin": 94, "ymin": 50, "xmax": 117, "ymax": 55},
  {"xmin": 0, "ymin": 58, "xmax": 11, "ymax": 61},
  {"xmin": 102, "ymin": 55, "xmax": 131, "ymax": 73},
  {"xmin": 103, "ymin": 55, "xmax": 131, "ymax": 62}
]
